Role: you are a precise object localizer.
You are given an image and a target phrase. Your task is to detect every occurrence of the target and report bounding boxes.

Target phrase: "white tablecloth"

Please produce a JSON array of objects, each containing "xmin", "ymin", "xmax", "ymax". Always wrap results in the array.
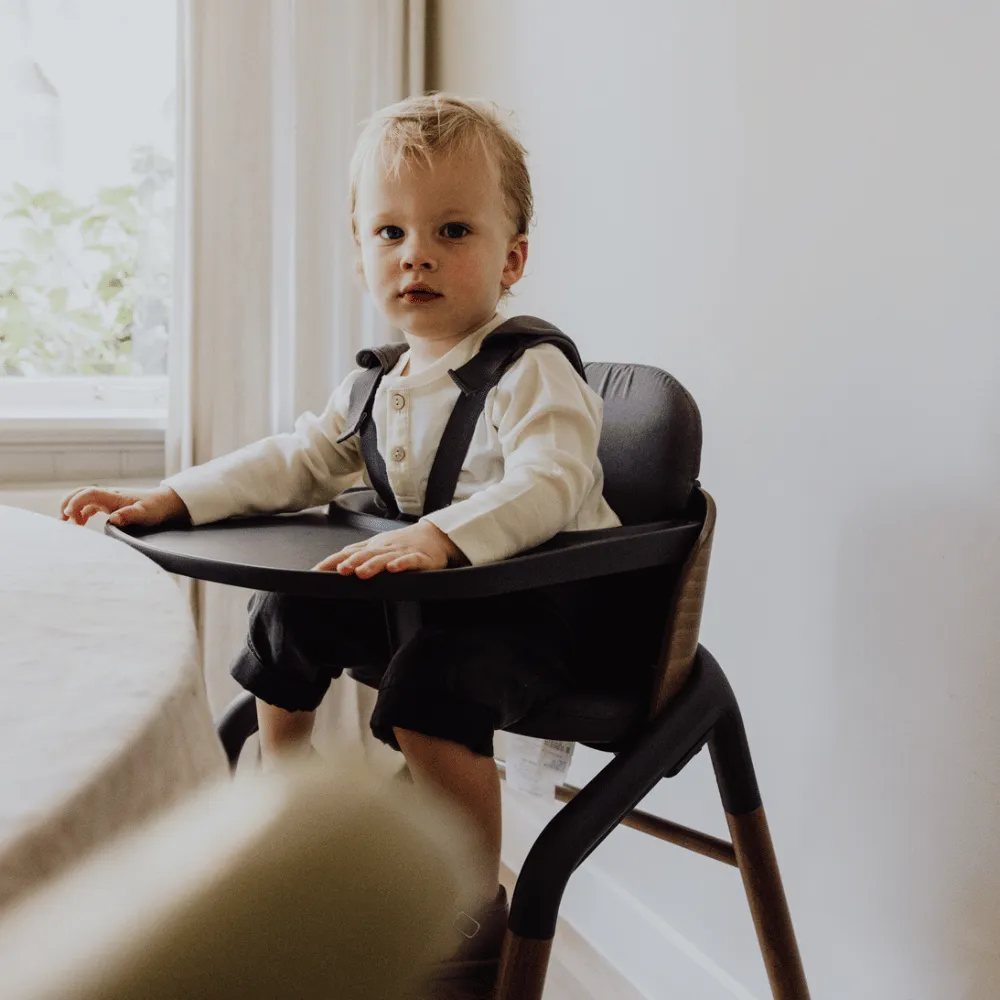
[{"xmin": 0, "ymin": 505, "xmax": 227, "ymax": 912}]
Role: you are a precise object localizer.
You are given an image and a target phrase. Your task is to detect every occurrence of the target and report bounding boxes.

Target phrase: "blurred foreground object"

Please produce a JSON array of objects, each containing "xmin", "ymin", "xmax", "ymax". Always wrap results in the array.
[{"xmin": 0, "ymin": 757, "xmax": 474, "ymax": 1000}]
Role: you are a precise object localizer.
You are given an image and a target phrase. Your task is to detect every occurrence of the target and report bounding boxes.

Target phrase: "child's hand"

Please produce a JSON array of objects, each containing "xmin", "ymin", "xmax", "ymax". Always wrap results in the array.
[
  {"xmin": 313, "ymin": 520, "xmax": 466, "ymax": 577},
  {"xmin": 60, "ymin": 486, "xmax": 189, "ymax": 528}
]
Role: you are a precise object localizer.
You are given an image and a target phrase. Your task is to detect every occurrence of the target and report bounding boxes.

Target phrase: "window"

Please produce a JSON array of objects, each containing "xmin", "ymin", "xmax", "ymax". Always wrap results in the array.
[{"xmin": 0, "ymin": 0, "xmax": 174, "ymax": 448}]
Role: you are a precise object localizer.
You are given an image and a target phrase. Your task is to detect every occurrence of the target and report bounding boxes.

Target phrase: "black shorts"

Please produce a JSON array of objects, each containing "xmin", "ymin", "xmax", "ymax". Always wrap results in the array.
[{"xmin": 230, "ymin": 583, "xmax": 600, "ymax": 758}]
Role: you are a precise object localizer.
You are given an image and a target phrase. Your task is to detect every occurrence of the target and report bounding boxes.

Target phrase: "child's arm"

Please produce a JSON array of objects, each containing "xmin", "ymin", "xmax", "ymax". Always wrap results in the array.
[
  {"xmin": 422, "ymin": 344, "xmax": 610, "ymax": 565},
  {"xmin": 160, "ymin": 370, "xmax": 366, "ymax": 526}
]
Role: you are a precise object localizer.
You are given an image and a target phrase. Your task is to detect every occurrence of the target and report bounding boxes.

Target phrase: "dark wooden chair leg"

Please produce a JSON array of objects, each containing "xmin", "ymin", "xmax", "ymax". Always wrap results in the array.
[
  {"xmin": 710, "ymin": 691, "xmax": 810, "ymax": 1000},
  {"xmin": 727, "ymin": 807, "xmax": 810, "ymax": 999},
  {"xmin": 496, "ymin": 651, "xmax": 729, "ymax": 1000},
  {"xmin": 495, "ymin": 932, "xmax": 553, "ymax": 1000}
]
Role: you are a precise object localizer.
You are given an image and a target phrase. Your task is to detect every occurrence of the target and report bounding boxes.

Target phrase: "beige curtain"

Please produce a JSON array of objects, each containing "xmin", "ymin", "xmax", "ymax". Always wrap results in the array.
[{"xmin": 169, "ymin": 0, "xmax": 426, "ymax": 761}]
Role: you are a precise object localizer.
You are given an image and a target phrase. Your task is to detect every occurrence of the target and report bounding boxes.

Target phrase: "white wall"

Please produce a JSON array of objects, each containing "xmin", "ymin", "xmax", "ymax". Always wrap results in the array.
[{"xmin": 435, "ymin": 3, "xmax": 1000, "ymax": 998}]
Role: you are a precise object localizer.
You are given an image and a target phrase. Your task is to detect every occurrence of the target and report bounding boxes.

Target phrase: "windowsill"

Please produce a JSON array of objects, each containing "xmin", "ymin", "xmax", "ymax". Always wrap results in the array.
[
  {"xmin": 0, "ymin": 410, "xmax": 167, "ymax": 445},
  {"xmin": 0, "ymin": 376, "xmax": 168, "ymax": 446},
  {"xmin": 0, "ymin": 411, "xmax": 167, "ymax": 483}
]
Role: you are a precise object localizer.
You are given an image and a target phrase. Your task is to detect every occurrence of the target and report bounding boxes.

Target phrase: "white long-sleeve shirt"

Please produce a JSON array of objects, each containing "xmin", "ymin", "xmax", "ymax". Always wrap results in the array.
[{"xmin": 162, "ymin": 312, "xmax": 621, "ymax": 566}]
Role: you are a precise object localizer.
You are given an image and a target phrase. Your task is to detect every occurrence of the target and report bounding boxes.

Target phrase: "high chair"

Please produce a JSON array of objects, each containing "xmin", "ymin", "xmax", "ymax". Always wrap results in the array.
[{"xmin": 108, "ymin": 358, "xmax": 810, "ymax": 999}]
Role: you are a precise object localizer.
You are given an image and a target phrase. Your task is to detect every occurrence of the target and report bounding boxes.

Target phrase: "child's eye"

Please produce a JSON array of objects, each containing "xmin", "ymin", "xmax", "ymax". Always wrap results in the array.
[
  {"xmin": 376, "ymin": 225, "xmax": 404, "ymax": 240},
  {"xmin": 441, "ymin": 223, "xmax": 469, "ymax": 239}
]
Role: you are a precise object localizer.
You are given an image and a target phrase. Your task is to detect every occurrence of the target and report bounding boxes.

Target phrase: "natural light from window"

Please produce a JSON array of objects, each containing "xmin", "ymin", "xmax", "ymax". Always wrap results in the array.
[{"xmin": 0, "ymin": 0, "xmax": 174, "ymax": 422}]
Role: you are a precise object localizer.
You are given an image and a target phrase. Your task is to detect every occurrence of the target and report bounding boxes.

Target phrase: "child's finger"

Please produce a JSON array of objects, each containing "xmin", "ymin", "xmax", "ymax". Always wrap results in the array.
[
  {"xmin": 336, "ymin": 545, "xmax": 386, "ymax": 571},
  {"xmin": 79, "ymin": 504, "xmax": 104, "ymax": 522},
  {"xmin": 72, "ymin": 499, "xmax": 104, "ymax": 525},
  {"xmin": 106, "ymin": 505, "xmax": 134, "ymax": 527},
  {"xmin": 386, "ymin": 553, "xmax": 426, "ymax": 572},
  {"xmin": 59, "ymin": 487, "xmax": 81, "ymax": 513},
  {"xmin": 59, "ymin": 487, "xmax": 89, "ymax": 519},
  {"xmin": 353, "ymin": 553, "xmax": 396, "ymax": 579},
  {"xmin": 335, "ymin": 551, "xmax": 370, "ymax": 575},
  {"xmin": 313, "ymin": 538, "xmax": 404, "ymax": 573},
  {"xmin": 61, "ymin": 487, "xmax": 98, "ymax": 520},
  {"xmin": 65, "ymin": 488, "xmax": 125, "ymax": 522},
  {"xmin": 312, "ymin": 548, "xmax": 356, "ymax": 572},
  {"xmin": 108, "ymin": 502, "xmax": 155, "ymax": 527}
]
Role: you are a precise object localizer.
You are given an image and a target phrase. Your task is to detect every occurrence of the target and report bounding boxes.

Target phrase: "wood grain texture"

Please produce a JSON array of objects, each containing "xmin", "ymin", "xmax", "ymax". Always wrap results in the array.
[
  {"xmin": 499, "ymin": 866, "xmax": 648, "ymax": 1000},
  {"xmin": 495, "ymin": 766, "xmax": 736, "ymax": 866},
  {"xmin": 650, "ymin": 489, "xmax": 717, "ymax": 715},
  {"xmin": 727, "ymin": 807, "xmax": 811, "ymax": 999},
  {"xmin": 496, "ymin": 932, "xmax": 552, "ymax": 1000}
]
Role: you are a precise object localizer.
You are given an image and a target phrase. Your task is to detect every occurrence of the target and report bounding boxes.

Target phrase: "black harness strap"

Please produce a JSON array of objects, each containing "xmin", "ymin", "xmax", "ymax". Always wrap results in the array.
[
  {"xmin": 337, "ymin": 344, "xmax": 409, "ymax": 441},
  {"xmin": 422, "ymin": 320, "xmax": 585, "ymax": 514},
  {"xmin": 336, "ymin": 344, "xmax": 408, "ymax": 518},
  {"xmin": 420, "ymin": 379, "xmax": 495, "ymax": 518},
  {"xmin": 336, "ymin": 317, "xmax": 585, "ymax": 520}
]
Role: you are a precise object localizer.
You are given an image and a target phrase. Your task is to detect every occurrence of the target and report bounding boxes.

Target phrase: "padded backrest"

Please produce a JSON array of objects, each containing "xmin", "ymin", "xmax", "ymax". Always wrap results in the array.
[{"xmin": 585, "ymin": 362, "xmax": 702, "ymax": 525}]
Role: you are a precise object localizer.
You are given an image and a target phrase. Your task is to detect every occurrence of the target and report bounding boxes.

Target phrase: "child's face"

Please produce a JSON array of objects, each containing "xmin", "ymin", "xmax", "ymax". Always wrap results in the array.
[{"xmin": 354, "ymin": 145, "xmax": 527, "ymax": 341}]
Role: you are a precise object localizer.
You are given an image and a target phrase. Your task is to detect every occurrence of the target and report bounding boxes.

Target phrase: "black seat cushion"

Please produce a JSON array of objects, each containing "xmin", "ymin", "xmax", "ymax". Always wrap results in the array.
[
  {"xmin": 501, "ymin": 364, "xmax": 702, "ymax": 746},
  {"xmin": 505, "ymin": 684, "xmax": 648, "ymax": 747},
  {"xmin": 586, "ymin": 362, "xmax": 701, "ymax": 525},
  {"xmin": 349, "ymin": 665, "xmax": 648, "ymax": 748}
]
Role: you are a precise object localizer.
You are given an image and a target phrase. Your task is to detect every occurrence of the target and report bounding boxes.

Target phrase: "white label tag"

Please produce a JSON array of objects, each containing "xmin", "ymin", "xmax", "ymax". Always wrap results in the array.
[{"xmin": 504, "ymin": 734, "xmax": 575, "ymax": 799}]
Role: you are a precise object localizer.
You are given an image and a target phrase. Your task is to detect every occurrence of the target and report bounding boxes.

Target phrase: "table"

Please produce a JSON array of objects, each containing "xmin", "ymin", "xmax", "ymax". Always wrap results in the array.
[{"xmin": 0, "ymin": 506, "xmax": 227, "ymax": 912}]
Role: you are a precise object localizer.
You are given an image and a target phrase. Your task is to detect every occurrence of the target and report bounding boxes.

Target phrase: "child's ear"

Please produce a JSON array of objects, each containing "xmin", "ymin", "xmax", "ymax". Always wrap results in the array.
[{"xmin": 502, "ymin": 235, "xmax": 528, "ymax": 290}]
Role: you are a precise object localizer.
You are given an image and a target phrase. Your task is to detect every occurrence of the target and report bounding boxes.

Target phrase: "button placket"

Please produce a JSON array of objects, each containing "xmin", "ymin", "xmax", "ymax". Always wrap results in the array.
[{"xmin": 384, "ymin": 386, "xmax": 415, "ymax": 501}]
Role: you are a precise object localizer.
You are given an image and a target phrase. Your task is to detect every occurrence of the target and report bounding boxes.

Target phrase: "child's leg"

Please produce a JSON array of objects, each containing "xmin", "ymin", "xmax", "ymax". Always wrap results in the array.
[
  {"xmin": 257, "ymin": 701, "xmax": 315, "ymax": 760},
  {"xmin": 371, "ymin": 594, "xmax": 579, "ymax": 911},
  {"xmin": 394, "ymin": 728, "xmax": 501, "ymax": 906},
  {"xmin": 231, "ymin": 592, "xmax": 392, "ymax": 763}
]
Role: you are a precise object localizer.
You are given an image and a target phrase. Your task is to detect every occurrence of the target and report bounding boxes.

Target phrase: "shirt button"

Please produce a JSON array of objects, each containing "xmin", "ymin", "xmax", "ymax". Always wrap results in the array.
[
  {"xmin": 391, "ymin": 446, "xmax": 406, "ymax": 462},
  {"xmin": 391, "ymin": 392, "xmax": 406, "ymax": 410}
]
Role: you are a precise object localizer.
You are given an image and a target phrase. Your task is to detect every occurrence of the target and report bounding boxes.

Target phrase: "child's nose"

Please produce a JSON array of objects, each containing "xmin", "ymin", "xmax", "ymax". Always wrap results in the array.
[{"xmin": 400, "ymin": 236, "xmax": 437, "ymax": 271}]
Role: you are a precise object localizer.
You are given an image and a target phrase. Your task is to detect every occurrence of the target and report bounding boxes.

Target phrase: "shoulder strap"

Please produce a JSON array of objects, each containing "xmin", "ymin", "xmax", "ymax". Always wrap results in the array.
[
  {"xmin": 336, "ymin": 343, "xmax": 409, "ymax": 444},
  {"xmin": 336, "ymin": 342, "xmax": 409, "ymax": 518},
  {"xmin": 422, "ymin": 316, "xmax": 585, "ymax": 516},
  {"xmin": 447, "ymin": 315, "xmax": 585, "ymax": 392}
]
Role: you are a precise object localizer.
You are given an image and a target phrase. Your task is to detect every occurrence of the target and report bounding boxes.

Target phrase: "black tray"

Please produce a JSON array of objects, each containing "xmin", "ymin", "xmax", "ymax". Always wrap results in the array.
[{"xmin": 105, "ymin": 497, "xmax": 700, "ymax": 600}]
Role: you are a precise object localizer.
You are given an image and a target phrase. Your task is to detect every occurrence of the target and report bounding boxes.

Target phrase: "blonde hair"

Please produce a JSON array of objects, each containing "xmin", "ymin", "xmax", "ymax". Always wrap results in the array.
[{"xmin": 349, "ymin": 93, "xmax": 534, "ymax": 244}]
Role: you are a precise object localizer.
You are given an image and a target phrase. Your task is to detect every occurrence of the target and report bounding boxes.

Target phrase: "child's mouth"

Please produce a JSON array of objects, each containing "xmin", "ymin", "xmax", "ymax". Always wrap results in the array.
[{"xmin": 402, "ymin": 291, "xmax": 442, "ymax": 304}]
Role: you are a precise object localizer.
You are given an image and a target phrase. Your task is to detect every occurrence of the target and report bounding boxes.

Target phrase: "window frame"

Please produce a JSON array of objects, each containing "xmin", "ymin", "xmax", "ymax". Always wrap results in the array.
[
  {"xmin": 0, "ymin": 376, "xmax": 166, "ymax": 483},
  {"xmin": 0, "ymin": 0, "xmax": 175, "ymax": 480}
]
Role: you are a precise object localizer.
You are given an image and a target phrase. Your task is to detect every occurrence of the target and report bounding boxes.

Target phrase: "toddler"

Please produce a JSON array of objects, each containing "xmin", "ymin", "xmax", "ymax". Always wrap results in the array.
[{"xmin": 62, "ymin": 93, "xmax": 621, "ymax": 998}]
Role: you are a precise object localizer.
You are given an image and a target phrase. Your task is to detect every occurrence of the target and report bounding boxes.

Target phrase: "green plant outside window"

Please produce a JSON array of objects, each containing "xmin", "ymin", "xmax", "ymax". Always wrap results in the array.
[{"xmin": 0, "ymin": 145, "xmax": 173, "ymax": 377}]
